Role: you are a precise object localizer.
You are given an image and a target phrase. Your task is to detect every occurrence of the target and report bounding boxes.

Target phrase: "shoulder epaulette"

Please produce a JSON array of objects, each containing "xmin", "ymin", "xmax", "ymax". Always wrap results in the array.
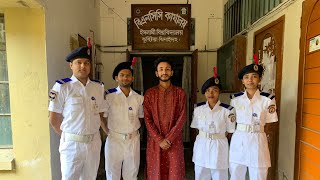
[
  {"xmin": 220, "ymin": 103, "xmax": 234, "ymax": 110},
  {"xmin": 230, "ymin": 92, "xmax": 244, "ymax": 99},
  {"xmin": 196, "ymin": 102, "xmax": 206, "ymax": 107},
  {"xmin": 56, "ymin": 78, "xmax": 72, "ymax": 85},
  {"xmin": 92, "ymin": 79, "xmax": 104, "ymax": 85},
  {"xmin": 105, "ymin": 88, "xmax": 117, "ymax": 94},
  {"xmin": 260, "ymin": 92, "xmax": 275, "ymax": 100}
]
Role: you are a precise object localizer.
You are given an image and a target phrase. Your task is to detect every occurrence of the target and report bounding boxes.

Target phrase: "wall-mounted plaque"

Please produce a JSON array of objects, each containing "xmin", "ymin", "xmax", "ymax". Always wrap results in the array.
[
  {"xmin": 131, "ymin": 4, "xmax": 191, "ymax": 50},
  {"xmin": 309, "ymin": 34, "xmax": 320, "ymax": 53}
]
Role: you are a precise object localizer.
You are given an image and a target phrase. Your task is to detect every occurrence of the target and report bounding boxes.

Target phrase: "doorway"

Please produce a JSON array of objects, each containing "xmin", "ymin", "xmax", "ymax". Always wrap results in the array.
[
  {"xmin": 129, "ymin": 53, "xmax": 197, "ymax": 179},
  {"xmin": 130, "ymin": 55, "xmax": 192, "ymax": 144}
]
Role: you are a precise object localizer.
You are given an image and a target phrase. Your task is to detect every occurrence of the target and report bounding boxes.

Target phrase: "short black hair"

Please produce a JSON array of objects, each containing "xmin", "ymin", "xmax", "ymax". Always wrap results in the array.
[{"xmin": 154, "ymin": 57, "xmax": 173, "ymax": 70}]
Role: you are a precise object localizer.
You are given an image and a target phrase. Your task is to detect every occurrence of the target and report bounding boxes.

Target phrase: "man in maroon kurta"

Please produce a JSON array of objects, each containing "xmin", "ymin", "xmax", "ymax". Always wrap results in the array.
[{"xmin": 144, "ymin": 57, "xmax": 186, "ymax": 180}]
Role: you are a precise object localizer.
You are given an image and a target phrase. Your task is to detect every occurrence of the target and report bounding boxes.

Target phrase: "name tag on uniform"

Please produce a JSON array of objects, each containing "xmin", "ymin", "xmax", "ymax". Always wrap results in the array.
[
  {"xmin": 91, "ymin": 96, "xmax": 99, "ymax": 114},
  {"xmin": 209, "ymin": 121, "xmax": 215, "ymax": 129},
  {"xmin": 129, "ymin": 107, "xmax": 134, "ymax": 121}
]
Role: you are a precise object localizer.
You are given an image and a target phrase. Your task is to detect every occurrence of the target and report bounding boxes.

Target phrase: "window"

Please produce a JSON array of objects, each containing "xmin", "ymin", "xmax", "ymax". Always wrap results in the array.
[
  {"xmin": 0, "ymin": 14, "xmax": 13, "ymax": 148},
  {"xmin": 224, "ymin": 0, "xmax": 284, "ymax": 42}
]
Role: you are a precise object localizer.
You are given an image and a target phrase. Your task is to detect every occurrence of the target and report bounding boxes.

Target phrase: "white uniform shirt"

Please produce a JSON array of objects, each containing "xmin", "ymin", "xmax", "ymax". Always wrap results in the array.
[
  {"xmin": 48, "ymin": 75, "xmax": 107, "ymax": 135},
  {"xmin": 104, "ymin": 87, "xmax": 144, "ymax": 134},
  {"xmin": 191, "ymin": 101, "xmax": 236, "ymax": 169},
  {"xmin": 229, "ymin": 90, "xmax": 278, "ymax": 167}
]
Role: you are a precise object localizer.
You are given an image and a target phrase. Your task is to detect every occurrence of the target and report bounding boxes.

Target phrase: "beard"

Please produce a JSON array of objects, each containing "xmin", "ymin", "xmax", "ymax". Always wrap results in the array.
[
  {"xmin": 158, "ymin": 77, "xmax": 171, "ymax": 82},
  {"xmin": 158, "ymin": 75, "xmax": 171, "ymax": 82},
  {"xmin": 119, "ymin": 83, "xmax": 131, "ymax": 88}
]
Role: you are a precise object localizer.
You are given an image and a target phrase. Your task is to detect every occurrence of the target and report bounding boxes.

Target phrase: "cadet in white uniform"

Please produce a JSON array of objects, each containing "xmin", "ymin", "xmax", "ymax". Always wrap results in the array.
[
  {"xmin": 229, "ymin": 61, "xmax": 278, "ymax": 180},
  {"xmin": 48, "ymin": 46, "xmax": 107, "ymax": 180},
  {"xmin": 191, "ymin": 73, "xmax": 236, "ymax": 180},
  {"xmin": 104, "ymin": 61, "xmax": 144, "ymax": 180}
]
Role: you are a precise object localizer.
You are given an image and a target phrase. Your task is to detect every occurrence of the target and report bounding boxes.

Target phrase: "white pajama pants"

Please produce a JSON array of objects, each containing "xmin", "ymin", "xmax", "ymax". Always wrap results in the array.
[
  {"xmin": 195, "ymin": 165, "xmax": 228, "ymax": 180},
  {"xmin": 105, "ymin": 133, "xmax": 140, "ymax": 180},
  {"xmin": 229, "ymin": 163, "xmax": 268, "ymax": 180},
  {"xmin": 59, "ymin": 133, "xmax": 101, "ymax": 180}
]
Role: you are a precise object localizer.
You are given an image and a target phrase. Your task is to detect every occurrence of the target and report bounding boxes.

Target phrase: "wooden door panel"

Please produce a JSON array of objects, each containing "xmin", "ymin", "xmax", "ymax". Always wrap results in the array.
[
  {"xmin": 305, "ymin": 67, "xmax": 320, "ymax": 83},
  {"xmin": 303, "ymin": 99, "xmax": 320, "ymax": 114},
  {"xmin": 300, "ymin": 157, "xmax": 320, "ymax": 179},
  {"xmin": 307, "ymin": 19, "xmax": 320, "ymax": 39},
  {"xmin": 310, "ymin": 1, "xmax": 320, "ymax": 23},
  {"xmin": 296, "ymin": 1, "xmax": 320, "ymax": 179},
  {"xmin": 299, "ymin": 143, "xmax": 320, "ymax": 179},
  {"xmin": 300, "ymin": 143, "xmax": 320, "ymax": 166},
  {"xmin": 303, "ymin": 84, "xmax": 320, "ymax": 99},
  {"xmin": 190, "ymin": 49, "xmax": 198, "ymax": 143},
  {"xmin": 306, "ymin": 51, "xmax": 320, "ymax": 69},
  {"xmin": 301, "ymin": 128, "xmax": 320, "ymax": 148},
  {"xmin": 302, "ymin": 114, "xmax": 320, "ymax": 132},
  {"xmin": 300, "ymin": 173, "xmax": 315, "ymax": 180}
]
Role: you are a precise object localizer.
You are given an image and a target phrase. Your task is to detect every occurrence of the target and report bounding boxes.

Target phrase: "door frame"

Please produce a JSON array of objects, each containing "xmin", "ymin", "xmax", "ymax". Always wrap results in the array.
[
  {"xmin": 253, "ymin": 15, "xmax": 285, "ymax": 180},
  {"xmin": 127, "ymin": 50, "xmax": 198, "ymax": 142}
]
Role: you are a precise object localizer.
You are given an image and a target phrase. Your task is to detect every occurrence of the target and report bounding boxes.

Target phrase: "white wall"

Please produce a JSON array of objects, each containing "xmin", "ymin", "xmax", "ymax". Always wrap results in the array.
[
  {"xmin": 245, "ymin": 0, "xmax": 302, "ymax": 179},
  {"xmin": 36, "ymin": 0, "xmax": 100, "ymax": 179},
  {"xmin": 97, "ymin": 0, "xmax": 225, "ymax": 92}
]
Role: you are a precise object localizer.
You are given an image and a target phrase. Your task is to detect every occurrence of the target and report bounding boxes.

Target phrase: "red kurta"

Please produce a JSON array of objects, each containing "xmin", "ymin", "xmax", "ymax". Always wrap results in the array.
[{"xmin": 144, "ymin": 85, "xmax": 186, "ymax": 180}]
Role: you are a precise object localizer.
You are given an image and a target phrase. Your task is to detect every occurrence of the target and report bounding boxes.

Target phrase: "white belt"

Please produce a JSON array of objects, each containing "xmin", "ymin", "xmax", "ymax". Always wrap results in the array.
[
  {"xmin": 108, "ymin": 130, "xmax": 139, "ymax": 140},
  {"xmin": 198, "ymin": 131, "xmax": 225, "ymax": 140},
  {"xmin": 63, "ymin": 132, "xmax": 95, "ymax": 143},
  {"xmin": 236, "ymin": 124, "xmax": 264, "ymax": 133}
]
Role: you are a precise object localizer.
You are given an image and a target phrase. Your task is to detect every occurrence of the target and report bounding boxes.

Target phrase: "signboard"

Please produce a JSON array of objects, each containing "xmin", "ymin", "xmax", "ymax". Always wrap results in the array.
[
  {"xmin": 309, "ymin": 34, "xmax": 320, "ymax": 53},
  {"xmin": 131, "ymin": 4, "xmax": 191, "ymax": 50}
]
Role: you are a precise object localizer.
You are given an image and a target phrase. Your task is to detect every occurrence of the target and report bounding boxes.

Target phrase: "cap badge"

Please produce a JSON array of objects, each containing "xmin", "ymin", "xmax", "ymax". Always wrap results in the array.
[
  {"xmin": 253, "ymin": 64, "xmax": 259, "ymax": 71},
  {"xmin": 87, "ymin": 49, "xmax": 90, "ymax": 55},
  {"xmin": 214, "ymin": 78, "xmax": 219, "ymax": 84}
]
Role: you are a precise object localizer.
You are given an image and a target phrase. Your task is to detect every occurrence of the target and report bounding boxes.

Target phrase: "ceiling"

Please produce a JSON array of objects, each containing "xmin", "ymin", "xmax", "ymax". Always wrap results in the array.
[{"xmin": 0, "ymin": 0, "xmax": 42, "ymax": 8}]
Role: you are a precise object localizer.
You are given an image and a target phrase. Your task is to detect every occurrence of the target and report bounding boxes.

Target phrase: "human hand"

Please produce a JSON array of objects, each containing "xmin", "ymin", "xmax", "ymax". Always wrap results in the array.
[{"xmin": 159, "ymin": 139, "xmax": 171, "ymax": 150}]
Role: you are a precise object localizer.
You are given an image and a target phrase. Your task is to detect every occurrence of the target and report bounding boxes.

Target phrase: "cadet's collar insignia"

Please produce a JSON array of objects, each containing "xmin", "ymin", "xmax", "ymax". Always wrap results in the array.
[
  {"xmin": 228, "ymin": 113, "xmax": 236, "ymax": 123},
  {"xmin": 214, "ymin": 78, "xmax": 219, "ymax": 84},
  {"xmin": 253, "ymin": 64, "xmax": 259, "ymax": 71},
  {"xmin": 87, "ymin": 49, "xmax": 90, "ymax": 55},
  {"xmin": 91, "ymin": 96, "xmax": 96, "ymax": 100},
  {"xmin": 129, "ymin": 107, "xmax": 133, "ymax": 110},
  {"xmin": 268, "ymin": 104, "xmax": 276, "ymax": 114},
  {"xmin": 49, "ymin": 90, "xmax": 58, "ymax": 101},
  {"xmin": 252, "ymin": 113, "xmax": 258, "ymax": 117}
]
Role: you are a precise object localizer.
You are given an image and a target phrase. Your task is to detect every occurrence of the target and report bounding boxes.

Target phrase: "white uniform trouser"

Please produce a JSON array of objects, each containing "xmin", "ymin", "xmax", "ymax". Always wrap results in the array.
[
  {"xmin": 229, "ymin": 163, "xmax": 268, "ymax": 180},
  {"xmin": 195, "ymin": 165, "xmax": 228, "ymax": 180},
  {"xmin": 59, "ymin": 133, "xmax": 101, "ymax": 180},
  {"xmin": 105, "ymin": 133, "xmax": 140, "ymax": 180}
]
